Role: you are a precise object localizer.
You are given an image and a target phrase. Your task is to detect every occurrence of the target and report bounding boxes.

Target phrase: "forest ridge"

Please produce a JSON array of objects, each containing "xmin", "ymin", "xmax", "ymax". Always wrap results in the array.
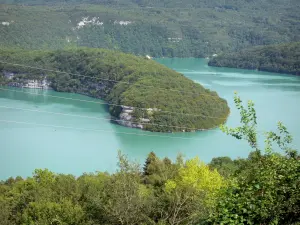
[
  {"xmin": 209, "ymin": 42, "xmax": 300, "ymax": 75},
  {"xmin": 0, "ymin": 0, "xmax": 299, "ymax": 57}
]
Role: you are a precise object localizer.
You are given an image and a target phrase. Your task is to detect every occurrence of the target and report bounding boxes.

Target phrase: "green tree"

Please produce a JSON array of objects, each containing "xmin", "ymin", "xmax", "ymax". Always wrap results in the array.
[
  {"xmin": 208, "ymin": 156, "xmax": 238, "ymax": 178},
  {"xmin": 209, "ymin": 93, "xmax": 300, "ymax": 224},
  {"xmin": 21, "ymin": 200, "xmax": 87, "ymax": 225},
  {"xmin": 143, "ymin": 152, "xmax": 177, "ymax": 187},
  {"xmin": 102, "ymin": 151, "xmax": 154, "ymax": 225},
  {"xmin": 77, "ymin": 172, "xmax": 110, "ymax": 224},
  {"xmin": 159, "ymin": 157, "xmax": 225, "ymax": 225},
  {"xmin": 0, "ymin": 195, "xmax": 12, "ymax": 225}
]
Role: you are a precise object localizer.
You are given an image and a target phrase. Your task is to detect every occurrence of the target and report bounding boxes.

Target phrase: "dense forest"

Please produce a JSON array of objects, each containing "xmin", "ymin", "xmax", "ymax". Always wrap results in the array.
[
  {"xmin": 0, "ymin": 0, "xmax": 299, "ymax": 57},
  {"xmin": 0, "ymin": 1, "xmax": 299, "ymax": 223},
  {"xmin": 1, "ymin": 95, "xmax": 299, "ymax": 225},
  {"xmin": 0, "ymin": 47, "xmax": 229, "ymax": 132},
  {"xmin": 208, "ymin": 42, "xmax": 300, "ymax": 75}
]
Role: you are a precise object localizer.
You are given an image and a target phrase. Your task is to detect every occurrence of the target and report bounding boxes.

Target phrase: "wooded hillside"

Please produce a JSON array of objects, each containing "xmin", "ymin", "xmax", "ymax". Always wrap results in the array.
[
  {"xmin": 0, "ymin": 0, "xmax": 299, "ymax": 57},
  {"xmin": 209, "ymin": 42, "xmax": 300, "ymax": 75},
  {"xmin": 0, "ymin": 47, "xmax": 230, "ymax": 132}
]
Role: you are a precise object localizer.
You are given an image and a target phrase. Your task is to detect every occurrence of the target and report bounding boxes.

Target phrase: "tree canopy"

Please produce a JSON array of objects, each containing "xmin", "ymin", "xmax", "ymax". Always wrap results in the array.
[
  {"xmin": 0, "ymin": 47, "xmax": 230, "ymax": 132},
  {"xmin": 209, "ymin": 42, "xmax": 300, "ymax": 75},
  {"xmin": 0, "ymin": 0, "xmax": 299, "ymax": 57}
]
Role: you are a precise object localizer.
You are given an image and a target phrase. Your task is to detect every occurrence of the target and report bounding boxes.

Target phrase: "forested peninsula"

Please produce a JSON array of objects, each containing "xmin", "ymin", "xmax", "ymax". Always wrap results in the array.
[
  {"xmin": 209, "ymin": 42, "xmax": 300, "ymax": 75},
  {"xmin": 0, "ymin": 48, "xmax": 229, "ymax": 132}
]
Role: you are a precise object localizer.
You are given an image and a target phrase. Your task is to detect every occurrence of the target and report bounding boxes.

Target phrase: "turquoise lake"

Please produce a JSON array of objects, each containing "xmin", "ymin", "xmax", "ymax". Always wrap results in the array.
[{"xmin": 1, "ymin": 58, "xmax": 300, "ymax": 179}]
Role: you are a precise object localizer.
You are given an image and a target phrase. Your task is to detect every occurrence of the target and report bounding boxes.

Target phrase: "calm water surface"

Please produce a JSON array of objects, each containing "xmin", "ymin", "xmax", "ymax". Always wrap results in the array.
[{"xmin": 1, "ymin": 58, "xmax": 300, "ymax": 179}]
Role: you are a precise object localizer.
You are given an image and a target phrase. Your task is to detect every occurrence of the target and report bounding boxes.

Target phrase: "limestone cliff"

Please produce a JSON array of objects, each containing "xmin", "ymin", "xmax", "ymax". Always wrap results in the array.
[{"xmin": 1, "ymin": 71, "xmax": 152, "ymax": 130}]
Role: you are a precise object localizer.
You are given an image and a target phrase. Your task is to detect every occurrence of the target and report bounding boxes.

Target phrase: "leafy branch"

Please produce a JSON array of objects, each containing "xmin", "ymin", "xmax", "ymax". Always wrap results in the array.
[{"xmin": 220, "ymin": 92, "xmax": 295, "ymax": 156}]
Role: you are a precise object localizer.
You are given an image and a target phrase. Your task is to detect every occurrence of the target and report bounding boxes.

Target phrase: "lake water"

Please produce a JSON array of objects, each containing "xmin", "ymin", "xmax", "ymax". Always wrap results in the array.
[{"xmin": 1, "ymin": 58, "xmax": 300, "ymax": 179}]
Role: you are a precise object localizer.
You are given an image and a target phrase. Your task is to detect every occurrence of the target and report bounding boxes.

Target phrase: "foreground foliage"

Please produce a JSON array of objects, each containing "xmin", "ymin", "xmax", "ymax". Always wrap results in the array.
[
  {"xmin": 0, "ymin": 94, "xmax": 299, "ymax": 224},
  {"xmin": 0, "ymin": 153, "xmax": 226, "ymax": 225},
  {"xmin": 209, "ymin": 42, "xmax": 300, "ymax": 75},
  {"xmin": 0, "ymin": 47, "xmax": 229, "ymax": 132},
  {"xmin": 210, "ymin": 93, "xmax": 300, "ymax": 224}
]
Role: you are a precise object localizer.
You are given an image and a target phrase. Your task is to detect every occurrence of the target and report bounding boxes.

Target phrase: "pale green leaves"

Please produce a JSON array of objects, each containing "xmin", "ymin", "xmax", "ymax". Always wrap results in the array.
[
  {"xmin": 264, "ymin": 121, "xmax": 295, "ymax": 156},
  {"xmin": 164, "ymin": 157, "xmax": 225, "ymax": 206},
  {"xmin": 220, "ymin": 92, "xmax": 258, "ymax": 149},
  {"xmin": 221, "ymin": 93, "xmax": 295, "ymax": 155}
]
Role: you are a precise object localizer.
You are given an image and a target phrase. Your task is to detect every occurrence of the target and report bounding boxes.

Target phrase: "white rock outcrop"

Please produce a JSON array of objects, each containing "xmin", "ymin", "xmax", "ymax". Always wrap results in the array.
[
  {"xmin": 116, "ymin": 106, "xmax": 158, "ymax": 129},
  {"xmin": 114, "ymin": 20, "xmax": 133, "ymax": 25},
  {"xmin": 76, "ymin": 17, "xmax": 104, "ymax": 29},
  {"xmin": 167, "ymin": 37, "xmax": 182, "ymax": 43},
  {"xmin": 2, "ymin": 22, "xmax": 10, "ymax": 26}
]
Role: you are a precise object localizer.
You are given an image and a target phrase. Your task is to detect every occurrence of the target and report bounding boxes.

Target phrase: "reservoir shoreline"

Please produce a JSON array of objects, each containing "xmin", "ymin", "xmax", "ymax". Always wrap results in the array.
[{"xmin": 1, "ymin": 58, "xmax": 300, "ymax": 180}]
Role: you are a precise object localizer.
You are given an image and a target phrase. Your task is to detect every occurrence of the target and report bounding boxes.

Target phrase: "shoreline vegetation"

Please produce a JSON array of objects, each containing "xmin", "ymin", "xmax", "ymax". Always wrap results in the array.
[
  {"xmin": 1, "ymin": 94, "xmax": 299, "ymax": 225},
  {"xmin": 208, "ymin": 42, "xmax": 300, "ymax": 76},
  {"xmin": 0, "ymin": 85, "xmax": 230, "ymax": 133},
  {"xmin": 0, "ymin": 47, "xmax": 230, "ymax": 133}
]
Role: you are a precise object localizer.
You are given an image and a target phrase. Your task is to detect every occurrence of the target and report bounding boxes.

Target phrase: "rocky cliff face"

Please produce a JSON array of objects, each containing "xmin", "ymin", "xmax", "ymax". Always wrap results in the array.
[
  {"xmin": 1, "ymin": 71, "xmax": 152, "ymax": 130},
  {"xmin": 115, "ymin": 106, "xmax": 162, "ymax": 130},
  {"xmin": 117, "ymin": 106, "xmax": 144, "ymax": 129},
  {"xmin": 3, "ymin": 71, "xmax": 51, "ymax": 89},
  {"xmin": 117, "ymin": 106, "xmax": 155, "ymax": 129}
]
